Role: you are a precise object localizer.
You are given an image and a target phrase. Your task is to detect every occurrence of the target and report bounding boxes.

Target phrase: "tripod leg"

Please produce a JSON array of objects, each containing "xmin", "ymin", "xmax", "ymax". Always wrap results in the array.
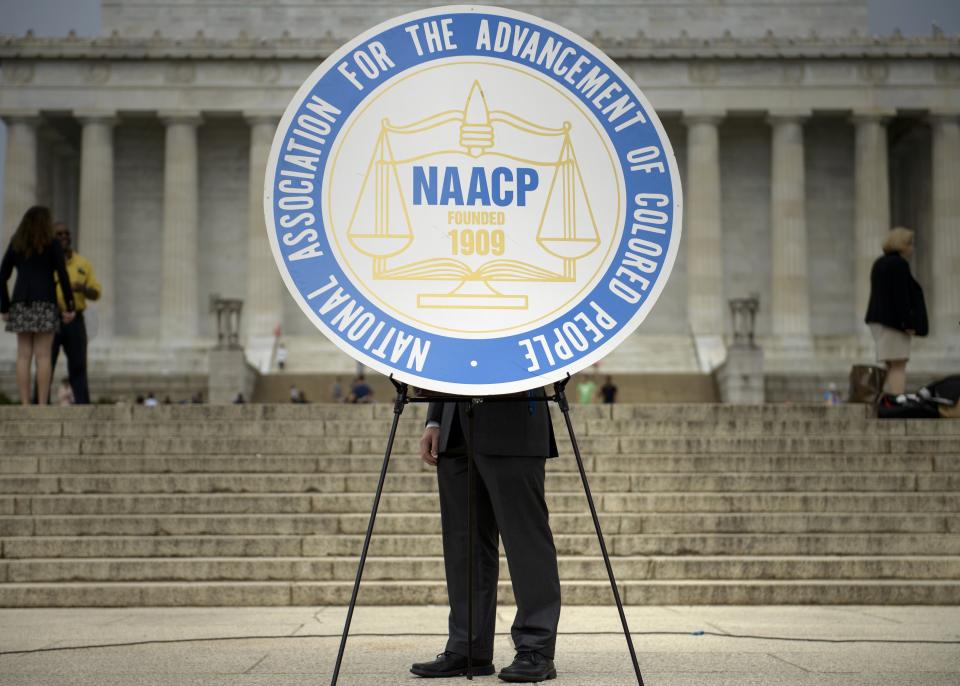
[
  {"xmin": 329, "ymin": 383, "xmax": 408, "ymax": 686},
  {"xmin": 555, "ymin": 386, "xmax": 645, "ymax": 686}
]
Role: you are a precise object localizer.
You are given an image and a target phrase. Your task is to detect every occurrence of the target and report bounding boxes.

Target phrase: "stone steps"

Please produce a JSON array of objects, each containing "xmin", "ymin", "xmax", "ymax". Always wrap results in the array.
[
  {"xmin": 9, "ymin": 454, "xmax": 956, "ymax": 474},
  {"xmin": 3, "ymin": 491, "xmax": 959, "ymax": 514},
  {"xmin": 4, "ymin": 471, "xmax": 957, "ymax": 493},
  {"xmin": 4, "ymin": 555, "xmax": 958, "ymax": 582},
  {"xmin": 2, "ymin": 579, "xmax": 958, "ymax": 607},
  {"xmin": 0, "ymin": 403, "xmax": 957, "ymax": 606},
  {"xmin": 253, "ymin": 369, "xmax": 718, "ymax": 404},
  {"xmin": 2, "ymin": 512, "xmax": 955, "ymax": 536},
  {"xmin": 5, "ymin": 418, "xmax": 957, "ymax": 438},
  {"xmin": 3, "ymin": 435, "xmax": 958, "ymax": 456},
  {"xmin": 6, "ymin": 533, "xmax": 960, "ymax": 558},
  {"xmin": 0, "ymin": 403, "xmax": 880, "ymax": 421}
]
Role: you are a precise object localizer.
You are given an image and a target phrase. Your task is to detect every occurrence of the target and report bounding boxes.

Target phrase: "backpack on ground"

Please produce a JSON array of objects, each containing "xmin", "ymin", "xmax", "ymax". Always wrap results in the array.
[
  {"xmin": 919, "ymin": 375, "xmax": 960, "ymax": 418},
  {"xmin": 875, "ymin": 393, "xmax": 940, "ymax": 419}
]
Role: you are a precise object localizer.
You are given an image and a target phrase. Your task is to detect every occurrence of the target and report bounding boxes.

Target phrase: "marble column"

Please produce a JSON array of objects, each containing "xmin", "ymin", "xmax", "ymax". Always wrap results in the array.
[
  {"xmin": 160, "ymin": 112, "xmax": 202, "ymax": 342},
  {"xmin": 683, "ymin": 112, "xmax": 726, "ymax": 368},
  {"xmin": 245, "ymin": 114, "xmax": 283, "ymax": 340},
  {"xmin": 929, "ymin": 111, "xmax": 960, "ymax": 346},
  {"xmin": 768, "ymin": 111, "xmax": 812, "ymax": 347},
  {"xmin": 76, "ymin": 112, "xmax": 117, "ymax": 338},
  {"xmin": 51, "ymin": 141, "xmax": 79, "ymax": 234},
  {"xmin": 1, "ymin": 111, "xmax": 40, "ymax": 245},
  {"xmin": 852, "ymin": 110, "xmax": 894, "ymax": 337}
]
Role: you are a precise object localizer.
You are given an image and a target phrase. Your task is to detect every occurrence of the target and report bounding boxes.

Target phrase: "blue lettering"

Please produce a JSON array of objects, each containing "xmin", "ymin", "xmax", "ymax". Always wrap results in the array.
[
  {"xmin": 466, "ymin": 167, "xmax": 490, "ymax": 205},
  {"xmin": 411, "ymin": 166, "xmax": 539, "ymax": 206},
  {"xmin": 516, "ymin": 167, "xmax": 538, "ymax": 206},
  {"xmin": 492, "ymin": 167, "xmax": 512, "ymax": 206},
  {"xmin": 439, "ymin": 167, "xmax": 465, "ymax": 205},
  {"xmin": 412, "ymin": 166, "xmax": 436, "ymax": 205}
]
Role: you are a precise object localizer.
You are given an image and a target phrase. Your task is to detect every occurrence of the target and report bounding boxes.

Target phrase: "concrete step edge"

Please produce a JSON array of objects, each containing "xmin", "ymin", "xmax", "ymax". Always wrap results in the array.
[
  {"xmin": 7, "ymin": 554, "xmax": 960, "ymax": 562},
  {"xmin": 5, "ymin": 511, "xmax": 955, "ymax": 518},
  {"xmin": 2, "ymin": 579, "xmax": 958, "ymax": 587},
  {"xmin": 11, "ymin": 470, "xmax": 949, "ymax": 476},
  {"xmin": 11, "ymin": 489, "xmax": 958, "ymax": 497}
]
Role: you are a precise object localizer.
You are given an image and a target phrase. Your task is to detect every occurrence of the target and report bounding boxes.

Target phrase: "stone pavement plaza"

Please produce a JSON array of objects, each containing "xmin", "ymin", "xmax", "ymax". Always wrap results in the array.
[{"xmin": 0, "ymin": 606, "xmax": 958, "ymax": 685}]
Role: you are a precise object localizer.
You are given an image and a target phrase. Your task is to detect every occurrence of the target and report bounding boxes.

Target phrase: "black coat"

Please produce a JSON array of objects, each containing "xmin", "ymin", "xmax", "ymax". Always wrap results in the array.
[
  {"xmin": 864, "ymin": 252, "xmax": 928, "ymax": 336},
  {"xmin": 0, "ymin": 240, "xmax": 75, "ymax": 314},
  {"xmin": 426, "ymin": 387, "xmax": 558, "ymax": 458}
]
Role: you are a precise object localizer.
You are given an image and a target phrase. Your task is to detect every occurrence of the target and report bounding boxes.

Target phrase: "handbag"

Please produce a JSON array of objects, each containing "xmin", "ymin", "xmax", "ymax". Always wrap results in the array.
[{"xmin": 848, "ymin": 364, "xmax": 887, "ymax": 404}]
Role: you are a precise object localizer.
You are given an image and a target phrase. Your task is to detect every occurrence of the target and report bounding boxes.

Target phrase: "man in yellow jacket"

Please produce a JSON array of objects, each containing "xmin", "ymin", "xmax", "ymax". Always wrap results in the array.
[{"xmin": 52, "ymin": 222, "xmax": 101, "ymax": 404}]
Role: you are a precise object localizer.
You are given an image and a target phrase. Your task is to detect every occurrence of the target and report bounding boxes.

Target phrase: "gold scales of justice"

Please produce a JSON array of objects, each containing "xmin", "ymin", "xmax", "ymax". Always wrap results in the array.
[{"xmin": 346, "ymin": 80, "xmax": 602, "ymax": 311}]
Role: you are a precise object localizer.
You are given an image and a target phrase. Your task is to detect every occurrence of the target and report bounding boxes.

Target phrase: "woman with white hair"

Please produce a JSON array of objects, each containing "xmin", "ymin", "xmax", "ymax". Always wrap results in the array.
[{"xmin": 864, "ymin": 227, "xmax": 928, "ymax": 395}]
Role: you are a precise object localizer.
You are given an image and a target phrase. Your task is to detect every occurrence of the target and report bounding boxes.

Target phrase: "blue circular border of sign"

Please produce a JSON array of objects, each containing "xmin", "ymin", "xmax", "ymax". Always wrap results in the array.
[{"xmin": 265, "ymin": 5, "xmax": 682, "ymax": 395}]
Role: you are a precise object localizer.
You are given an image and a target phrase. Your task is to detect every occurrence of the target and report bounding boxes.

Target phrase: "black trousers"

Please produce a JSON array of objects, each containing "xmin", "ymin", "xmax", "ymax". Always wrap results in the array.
[
  {"xmin": 51, "ymin": 311, "xmax": 89, "ymax": 404},
  {"xmin": 437, "ymin": 451, "xmax": 561, "ymax": 661}
]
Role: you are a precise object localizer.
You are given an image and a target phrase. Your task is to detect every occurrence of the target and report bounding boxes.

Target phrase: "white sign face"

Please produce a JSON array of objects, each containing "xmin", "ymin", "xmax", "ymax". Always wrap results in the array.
[{"xmin": 266, "ymin": 5, "xmax": 682, "ymax": 396}]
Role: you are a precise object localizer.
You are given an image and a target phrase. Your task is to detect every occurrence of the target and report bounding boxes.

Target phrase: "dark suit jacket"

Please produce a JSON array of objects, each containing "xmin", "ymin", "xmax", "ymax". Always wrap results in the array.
[{"xmin": 426, "ymin": 387, "xmax": 558, "ymax": 458}]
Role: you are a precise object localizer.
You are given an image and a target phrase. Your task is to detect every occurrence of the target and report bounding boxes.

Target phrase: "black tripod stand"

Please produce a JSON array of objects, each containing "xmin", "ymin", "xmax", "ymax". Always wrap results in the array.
[{"xmin": 329, "ymin": 376, "xmax": 645, "ymax": 686}]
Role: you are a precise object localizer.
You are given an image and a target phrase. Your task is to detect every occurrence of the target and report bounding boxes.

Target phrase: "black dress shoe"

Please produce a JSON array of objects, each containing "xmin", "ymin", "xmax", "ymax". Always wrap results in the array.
[
  {"xmin": 498, "ymin": 652, "xmax": 556, "ymax": 682},
  {"xmin": 411, "ymin": 651, "xmax": 496, "ymax": 678}
]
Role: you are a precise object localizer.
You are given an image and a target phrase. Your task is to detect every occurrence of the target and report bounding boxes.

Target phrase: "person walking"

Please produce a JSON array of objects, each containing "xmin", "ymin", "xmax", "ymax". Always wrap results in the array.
[
  {"xmin": 576, "ymin": 374, "xmax": 597, "ymax": 404},
  {"xmin": 50, "ymin": 221, "xmax": 100, "ymax": 404},
  {"xmin": 0, "ymin": 206, "xmax": 75, "ymax": 405},
  {"xmin": 865, "ymin": 227, "xmax": 928, "ymax": 396},
  {"xmin": 599, "ymin": 375, "xmax": 618, "ymax": 404}
]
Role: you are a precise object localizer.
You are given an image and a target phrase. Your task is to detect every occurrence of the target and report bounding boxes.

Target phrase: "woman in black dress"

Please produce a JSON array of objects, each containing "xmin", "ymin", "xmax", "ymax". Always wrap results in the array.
[{"xmin": 1, "ymin": 206, "xmax": 75, "ymax": 404}]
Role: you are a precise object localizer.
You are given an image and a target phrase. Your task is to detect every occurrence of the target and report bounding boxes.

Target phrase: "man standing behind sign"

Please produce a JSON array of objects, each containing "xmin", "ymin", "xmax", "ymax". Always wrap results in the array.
[
  {"xmin": 413, "ymin": 390, "xmax": 561, "ymax": 682},
  {"xmin": 52, "ymin": 222, "xmax": 100, "ymax": 404}
]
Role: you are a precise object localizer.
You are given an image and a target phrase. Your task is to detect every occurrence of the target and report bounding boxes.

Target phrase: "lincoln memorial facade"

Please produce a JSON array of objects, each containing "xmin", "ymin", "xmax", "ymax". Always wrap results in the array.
[{"xmin": 1, "ymin": 0, "xmax": 957, "ymax": 396}]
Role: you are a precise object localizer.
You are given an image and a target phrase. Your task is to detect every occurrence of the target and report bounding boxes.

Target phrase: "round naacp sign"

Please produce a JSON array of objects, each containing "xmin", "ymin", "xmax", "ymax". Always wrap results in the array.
[{"xmin": 266, "ymin": 5, "xmax": 682, "ymax": 395}]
